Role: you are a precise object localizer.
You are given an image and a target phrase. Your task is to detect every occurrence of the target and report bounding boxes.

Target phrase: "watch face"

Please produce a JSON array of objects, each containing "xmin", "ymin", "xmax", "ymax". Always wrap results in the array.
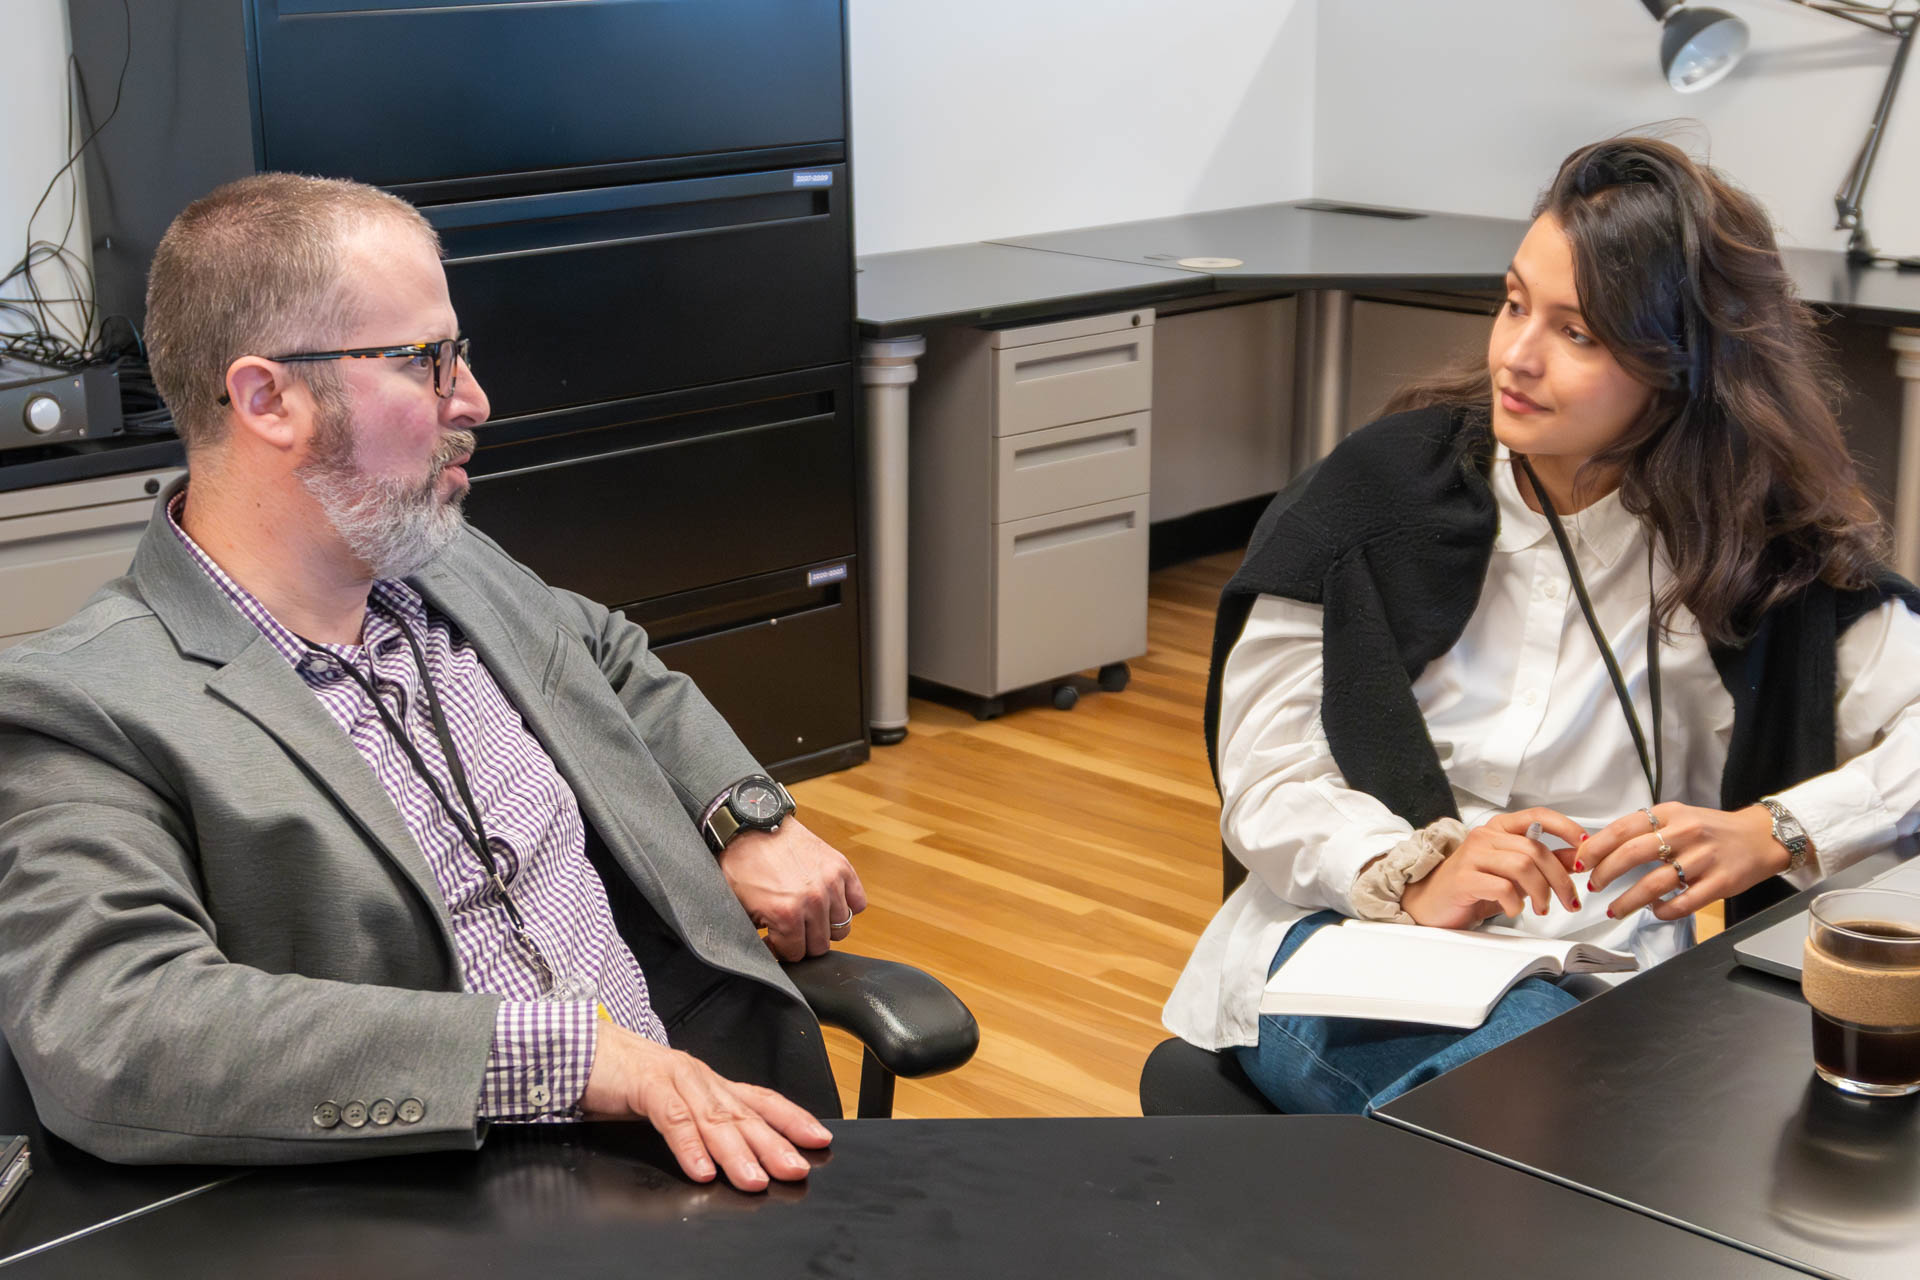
[{"xmin": 734, "ymin": 780, "xmax": 784, "ymax": 823}]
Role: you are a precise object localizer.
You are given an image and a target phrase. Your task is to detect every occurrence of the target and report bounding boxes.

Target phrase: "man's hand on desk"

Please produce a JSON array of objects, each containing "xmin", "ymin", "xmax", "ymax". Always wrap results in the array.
[
  {"xmin": 717, "ymin": 818, "xmax": 868, "ymax": 961},
  {"xmin": 581, "ymin": 1021, "xmax": 832, "ymax": 1191}
]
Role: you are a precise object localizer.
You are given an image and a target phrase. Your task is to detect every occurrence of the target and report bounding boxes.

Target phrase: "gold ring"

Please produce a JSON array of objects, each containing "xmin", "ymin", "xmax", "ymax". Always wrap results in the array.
[{"xmin": 1656, "ymin": 836, "xmax": 1675, "ymax": 863}]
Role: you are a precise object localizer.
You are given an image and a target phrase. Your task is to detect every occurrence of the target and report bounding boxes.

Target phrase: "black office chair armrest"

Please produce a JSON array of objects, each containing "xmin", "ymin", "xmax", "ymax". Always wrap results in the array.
[{"xmin": 784, "ymin": 952, "xmax": 979, "ymax": 1117}]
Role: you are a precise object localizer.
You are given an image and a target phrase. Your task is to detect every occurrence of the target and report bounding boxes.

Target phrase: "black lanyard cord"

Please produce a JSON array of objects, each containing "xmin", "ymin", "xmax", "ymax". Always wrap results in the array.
[
  {"xmin": 307, "ymin": 608, "xmax": 529, "ymax": 932},
  {"xmin": 1516, "ymin": 455, "xmax": 1664, "ymax": 806}
]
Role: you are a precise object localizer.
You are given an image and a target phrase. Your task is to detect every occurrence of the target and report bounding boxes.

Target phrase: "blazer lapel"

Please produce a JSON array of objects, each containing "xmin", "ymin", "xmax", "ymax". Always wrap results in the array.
[
  {"xmin": 205, "ymin": 641, "xmax": 457, "ymax": 947},
  {"xmin": 133, "ymin": 483, "xmax": 456, "ymax": 951},
  {"xmin": 410, "ymin": 563, "xmax": 678, "ymax": 920}
]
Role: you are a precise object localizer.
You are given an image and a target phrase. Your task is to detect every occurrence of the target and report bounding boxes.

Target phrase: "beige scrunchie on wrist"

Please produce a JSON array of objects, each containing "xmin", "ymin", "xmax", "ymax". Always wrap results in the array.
[{"xmin": 1348, "ymin": 817, "xmax": 1468, "ymax": 925}]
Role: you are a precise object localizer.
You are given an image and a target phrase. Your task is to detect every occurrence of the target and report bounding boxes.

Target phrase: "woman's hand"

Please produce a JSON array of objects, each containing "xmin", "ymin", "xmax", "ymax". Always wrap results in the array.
[
  {"xmin": 1581, "ymin": 803, "xmax": 1791, "ymax": 921},
  {"xmin": 1401, "ymin": 808, "xmax": 1589, "ymax": 929}
]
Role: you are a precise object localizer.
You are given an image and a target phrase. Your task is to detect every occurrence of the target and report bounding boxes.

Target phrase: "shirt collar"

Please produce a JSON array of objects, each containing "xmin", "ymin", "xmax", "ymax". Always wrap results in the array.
[
  {"xmin": 1489, "ymin": 443, "xmax": 1644, "ymax": 569},
  {"xmin": 166, "ymin": 487, "xmax": 427, "ymax": 672}
]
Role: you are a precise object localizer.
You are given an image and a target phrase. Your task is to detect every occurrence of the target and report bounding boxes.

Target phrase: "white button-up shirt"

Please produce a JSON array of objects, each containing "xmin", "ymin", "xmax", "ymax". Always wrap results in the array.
[{"xmin": 1164, "ymin": 446, "xmax": 1920, "ymax": 1052}]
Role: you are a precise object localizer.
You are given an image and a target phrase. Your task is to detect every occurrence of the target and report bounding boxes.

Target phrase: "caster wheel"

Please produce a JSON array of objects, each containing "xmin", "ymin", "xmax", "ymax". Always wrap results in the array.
[
  {"xmin": 1097, "ymin": 662, "xmax": 1131, "ymax": 693},
  {"xmin": 1051, "ymin": 684, "xmax": 1080, "ymax": 711},
  {"xmin": 972, "ymin": 697, "xmax": 1006, "ymax": 722},
  {"xmin": 870, "ymin": 725, "xmax": 907, "ymax": 746}
]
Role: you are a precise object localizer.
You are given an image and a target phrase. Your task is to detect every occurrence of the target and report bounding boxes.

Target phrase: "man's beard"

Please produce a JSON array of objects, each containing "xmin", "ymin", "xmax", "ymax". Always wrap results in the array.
[{"xmin": 295, "ymin": 398, "xmax": 476, "ymax": 580}]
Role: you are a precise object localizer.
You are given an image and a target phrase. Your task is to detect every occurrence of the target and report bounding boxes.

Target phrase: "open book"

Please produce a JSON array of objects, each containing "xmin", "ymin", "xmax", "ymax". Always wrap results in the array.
[{"xmin": 1259, "ymin": 920, "xmax": 1638, "ymax": 1029}]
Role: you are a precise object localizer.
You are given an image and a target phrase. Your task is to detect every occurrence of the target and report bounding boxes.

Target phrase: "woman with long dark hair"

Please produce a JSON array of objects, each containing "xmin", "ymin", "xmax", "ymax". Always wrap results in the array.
[{"xmin": 1162, "ymin": 136, "xmax": 1920, "ymax": 1115}]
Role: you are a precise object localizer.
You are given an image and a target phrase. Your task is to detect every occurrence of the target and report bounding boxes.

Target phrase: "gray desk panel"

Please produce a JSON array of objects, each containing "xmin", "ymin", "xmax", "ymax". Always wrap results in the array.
[
  {"xmin": 855, "ymin": 242, "xmax": 1209, "ymax": 338},
  {"xmin": 1380, "ymin": 842, "xmax": 1920, "ymax": 1280},
  {"xmin": 6, "ymin": 1117, "xmax": 1801, "ymax": 1279},
  {"xmin": 997, "ymin": 200, "xmax": 1528, "ymax": 295}
]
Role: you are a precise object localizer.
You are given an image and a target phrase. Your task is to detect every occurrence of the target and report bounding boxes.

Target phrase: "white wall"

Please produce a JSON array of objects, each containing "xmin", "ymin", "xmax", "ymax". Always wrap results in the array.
[
  {"xmin": 1313, "ymin": 0, "xmax": 1919, "ymax": 253},
  {"xmin": 1, "ymin": 0, "xmax": 90, "ymax": 345},
  {"xmin": 848, "ymin": 0, "xmax": 1318, "ymax": 254}
]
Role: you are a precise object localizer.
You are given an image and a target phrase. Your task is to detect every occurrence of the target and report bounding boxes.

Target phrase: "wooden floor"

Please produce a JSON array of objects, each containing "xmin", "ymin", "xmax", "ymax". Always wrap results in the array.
[{"xmin": 794, "ymin": 551, "xmax": 1721, "ymax": 1119}]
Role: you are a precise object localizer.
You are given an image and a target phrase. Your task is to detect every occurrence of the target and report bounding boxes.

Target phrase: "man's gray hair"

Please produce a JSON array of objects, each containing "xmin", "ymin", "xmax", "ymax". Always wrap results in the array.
[{"xmin": 144, "ymin": 173, "xmax": 438, "ymax": 452}]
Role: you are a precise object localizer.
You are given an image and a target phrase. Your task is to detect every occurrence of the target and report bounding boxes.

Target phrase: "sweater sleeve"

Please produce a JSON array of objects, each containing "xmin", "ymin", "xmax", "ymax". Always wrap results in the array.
[
  {"xmin": 1217, "ymin": 594, "xmax": 1421, "ymax": 912},
  {"xmin": 1774, "ymin": 598, "xmax": 1920, "ymax": 887}
]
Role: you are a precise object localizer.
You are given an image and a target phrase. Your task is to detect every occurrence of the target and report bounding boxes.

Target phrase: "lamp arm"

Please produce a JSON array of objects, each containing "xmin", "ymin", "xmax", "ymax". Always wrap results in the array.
[{"xmin": 1832, "ymin": 20, "xmax": 1913, "ymax": 261}]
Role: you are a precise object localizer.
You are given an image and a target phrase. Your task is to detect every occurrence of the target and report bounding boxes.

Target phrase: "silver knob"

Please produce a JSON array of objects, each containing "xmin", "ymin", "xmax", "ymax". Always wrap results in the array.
[{"xmin": 23, "ymin": 395, "xmax": 63, "ymax": 434}]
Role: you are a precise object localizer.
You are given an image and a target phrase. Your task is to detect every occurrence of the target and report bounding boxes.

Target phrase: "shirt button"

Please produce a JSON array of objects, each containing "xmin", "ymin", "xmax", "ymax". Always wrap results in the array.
[
  {"xmin": 528, "ymin": 1084, "xmax": 553, "ymax": 1110},
  {"xmin": 1544, "ymin": 582, "xmax": 1561, "ymax": 600},
  {"xmin": 341, "ymin": 1100, "xmax": 369, "ymax": 1129},
  {"xmin": 1524, "ymin": 689, "xmax": 1540, "ymax": 707},
  {"xmin": 397, "ymin": 1098, "xmax": 426, "ymax": 1125},
  {"xmin": 369, "ymin": 1098, "xmax": 397, "ymax": 1127},
  {"xmin": 313, "ymin": 1101, "xmax": 341, "ymax": 1129},
  {"xmin": 1486, "ymin": 771, "xmax": 1504, "ymax": 788}
]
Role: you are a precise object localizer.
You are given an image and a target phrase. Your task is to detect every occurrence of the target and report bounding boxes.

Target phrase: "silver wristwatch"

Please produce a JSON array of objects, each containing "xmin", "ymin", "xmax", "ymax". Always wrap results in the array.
[{"xmin": 1758, "ymin": 797, "xmax": 1811, "ymax": 875}]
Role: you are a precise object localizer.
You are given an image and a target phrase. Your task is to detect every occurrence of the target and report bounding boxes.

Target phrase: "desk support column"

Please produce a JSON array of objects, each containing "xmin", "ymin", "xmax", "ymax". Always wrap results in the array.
[
  {"xmin": 860, "ymin": 335, "xmax": 926, "ymax": 745},
  {"xmin": 1291, "ymin": 289, "xmax": 1354, "ymax": 475},
  {"xmin": 1892, "ymin": 331, "xmax": 1920, "ymax": 581}
]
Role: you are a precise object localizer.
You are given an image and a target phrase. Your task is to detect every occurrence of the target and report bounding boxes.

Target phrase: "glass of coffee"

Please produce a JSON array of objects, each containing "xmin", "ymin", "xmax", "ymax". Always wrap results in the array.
[{"xmin": 1803, "ymin": 888, "xmax": 1920, "ymax": 1098}]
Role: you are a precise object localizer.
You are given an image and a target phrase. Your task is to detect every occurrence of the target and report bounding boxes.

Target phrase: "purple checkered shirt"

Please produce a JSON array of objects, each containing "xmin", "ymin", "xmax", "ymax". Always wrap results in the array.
[{"xmin": 169, "ymin": 494, "xmax": 668, "ymax": 1123}]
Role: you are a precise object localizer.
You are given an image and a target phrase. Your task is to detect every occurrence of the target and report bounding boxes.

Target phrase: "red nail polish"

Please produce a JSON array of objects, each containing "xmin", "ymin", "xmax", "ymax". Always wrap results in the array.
[
  {"xmin": 1586, "ymin": 878, "xmax": 1596, "ymax": 893},
  {"xmin": 1573, "ymin": 860, "xmax": 1585, "ymax": 872},
  {"xmin": 1571, "ymin": 897, "xmax": 1581, "ymax": 910},
  {"xmin": 1580, "ymin": 834, "xmax": 1589, "ymax": 843},
  {"xmin": 1605, "ymin": 906, "xmax": 1615, "ymax": 919}
]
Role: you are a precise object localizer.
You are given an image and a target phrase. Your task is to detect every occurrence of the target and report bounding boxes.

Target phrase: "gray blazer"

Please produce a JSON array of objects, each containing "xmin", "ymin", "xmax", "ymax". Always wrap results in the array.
[{"xmin": 0, "ymin": 484, "xmax": 823, "ymax": 1163}]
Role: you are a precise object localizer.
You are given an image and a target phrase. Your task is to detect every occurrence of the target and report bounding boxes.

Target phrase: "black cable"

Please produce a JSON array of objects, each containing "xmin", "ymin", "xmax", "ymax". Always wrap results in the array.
[{"xmin": 0, "ymin": 0, "xmax": 131, "ymax": 372}]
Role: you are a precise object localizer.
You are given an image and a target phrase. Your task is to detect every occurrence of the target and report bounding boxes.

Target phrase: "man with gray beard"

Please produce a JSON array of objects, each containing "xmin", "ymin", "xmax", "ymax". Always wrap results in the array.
[{"xmin": 0, "ymin": 174, "xmax": 867, "ymax": 1191}]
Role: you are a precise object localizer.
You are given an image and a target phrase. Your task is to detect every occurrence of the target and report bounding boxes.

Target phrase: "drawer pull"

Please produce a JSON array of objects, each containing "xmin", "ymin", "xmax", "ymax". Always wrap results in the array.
[
  {"xmin": 1011, "ymin": 429, "xmax": 1136, "ymax": 471},
  {"xmin": 1011, "ymin": 342, "xmax": 1140, "ymax": 384},
  {"xmin": 1012, "ymin": 512, "xmax": 1135, "ymax": 556}
]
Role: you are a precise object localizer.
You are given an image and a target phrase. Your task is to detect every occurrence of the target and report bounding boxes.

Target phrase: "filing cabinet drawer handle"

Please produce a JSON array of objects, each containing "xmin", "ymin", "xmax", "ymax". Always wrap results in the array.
[
  {"xmin": 1011, "ymin": 428, "xmax": 1137, "ymax": 471},
  {"xmin": 1010, "ymin": 342, "xmax": 1141, "ymax": 384},
  {"xmin": 1012, "ymin": 512, "xmax": 1136, "ymax": 556}
]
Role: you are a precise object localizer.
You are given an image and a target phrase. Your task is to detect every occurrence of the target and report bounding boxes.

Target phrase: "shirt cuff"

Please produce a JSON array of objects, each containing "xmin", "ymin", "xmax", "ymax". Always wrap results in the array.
[
  {"xmin": 1774, "ymin": 767, "xmax": 1898, "ymax": 890},
  {"xmin": 477, "ymin": 1000, "xmax": 598, "ymax": 1121}
]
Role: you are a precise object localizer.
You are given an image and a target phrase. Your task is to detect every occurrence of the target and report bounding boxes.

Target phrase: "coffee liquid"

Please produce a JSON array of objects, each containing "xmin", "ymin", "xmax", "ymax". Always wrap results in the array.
[{"xmin": 1806, "ymin": 919, "xmax": 1920, "ymax": 1090}]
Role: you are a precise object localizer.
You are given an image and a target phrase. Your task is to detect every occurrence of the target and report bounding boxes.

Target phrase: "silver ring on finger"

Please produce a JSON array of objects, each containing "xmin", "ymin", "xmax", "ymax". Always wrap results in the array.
[
  {"xmin": 830, "ymin": 914, "xmax": 854, "ymax": 931},
  {"xmin": 1642, "ymin": 806, "xmax": 1662, "ymax": 831}
]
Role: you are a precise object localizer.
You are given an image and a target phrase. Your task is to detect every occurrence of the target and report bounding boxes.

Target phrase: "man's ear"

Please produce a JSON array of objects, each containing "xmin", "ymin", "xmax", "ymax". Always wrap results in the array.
[{"xmin": 224, "ymin": 357, "xmax": 312, "ymax": 453}]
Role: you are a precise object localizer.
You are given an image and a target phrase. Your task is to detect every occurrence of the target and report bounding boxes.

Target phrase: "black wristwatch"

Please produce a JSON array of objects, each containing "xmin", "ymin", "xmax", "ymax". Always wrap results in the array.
[{"xmin": 701, "ymin": 775, "xmax": 796, "ymax": 852}]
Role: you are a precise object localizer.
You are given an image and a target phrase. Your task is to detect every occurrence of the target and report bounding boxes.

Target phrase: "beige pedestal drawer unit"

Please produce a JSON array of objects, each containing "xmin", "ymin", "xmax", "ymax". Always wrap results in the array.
[
  {"xmin": 0, "ymin": 468, "xmax": 186, "ymax": 650},
  {"xmin": 908, "ymin": 308, "xmax": 1151, "ymax": 717}
]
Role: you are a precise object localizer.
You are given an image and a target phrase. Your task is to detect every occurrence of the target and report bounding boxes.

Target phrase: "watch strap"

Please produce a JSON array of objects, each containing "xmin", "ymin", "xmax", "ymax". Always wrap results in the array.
[{"xmin": 1759, "ymin": 797, "xmax": 1810, "ymax": 875}]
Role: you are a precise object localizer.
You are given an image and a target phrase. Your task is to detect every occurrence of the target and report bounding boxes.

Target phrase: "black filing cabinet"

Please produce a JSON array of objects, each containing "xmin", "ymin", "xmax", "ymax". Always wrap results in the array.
[{"xmin": 72, "ymin": 0, "xmax": 866, "ymax": 780}]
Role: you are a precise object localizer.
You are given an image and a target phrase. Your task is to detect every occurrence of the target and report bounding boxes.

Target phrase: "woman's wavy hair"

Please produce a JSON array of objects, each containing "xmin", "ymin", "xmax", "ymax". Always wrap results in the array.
[{"xmin": 1384, "ymin": 135, "xmax": 1888, "ymax": 646}]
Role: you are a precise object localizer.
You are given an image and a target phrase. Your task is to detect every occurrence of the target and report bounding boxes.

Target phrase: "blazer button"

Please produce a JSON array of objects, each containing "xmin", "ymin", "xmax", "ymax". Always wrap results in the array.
[
  {"xmin": 369, "ymin": 1098, "xmax": 397, "ymax": 1127},
  {"xmin": 397, "ymin": 1098, "xmax": 426, "ymax": 1125},
  {"xmin": 313, "ymin": 1101, "xmax": 341, "ymax": 1129},
  {"xmin": 341, "ymin": 1101, "xmax": 369, "ymax": 1129}
]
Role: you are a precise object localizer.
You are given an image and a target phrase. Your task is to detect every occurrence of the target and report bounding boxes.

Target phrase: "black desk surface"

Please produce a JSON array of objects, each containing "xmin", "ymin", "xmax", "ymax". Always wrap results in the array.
[
  {"xmin": 1000, "ymin": 200, "xmax": 1527, "ymax": 295},
  {"xmin": 854, "ymin": 241, "xmax": 1211, "ymax": 339},
  {"xmin": 0, "ymin": 1035, "xmax": 231, "ymax": 1269},
  {"xmin": 1380, "ymin": 843, "xmax": 1920, "ymax": 1280},
  {"xmin": 858, "ymin": 199, "xmax": 1920, "ymax": 337},
  {"xmin": 4, "ymin": 1116, "xmax": 1797, "ymax": 1279}
]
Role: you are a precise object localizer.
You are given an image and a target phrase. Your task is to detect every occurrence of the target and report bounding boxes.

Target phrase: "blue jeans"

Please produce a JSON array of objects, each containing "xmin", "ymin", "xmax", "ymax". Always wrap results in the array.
[{"xmin": 1232, "ymin": 911, "xmax": 1580, "ymax": 1115}]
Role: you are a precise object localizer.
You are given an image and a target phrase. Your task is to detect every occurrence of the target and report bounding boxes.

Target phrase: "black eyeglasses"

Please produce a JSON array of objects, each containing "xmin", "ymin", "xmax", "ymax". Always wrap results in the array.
[{"xmin": 217, "ymin": 337, "xmax": 471, "ymax": 405}]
